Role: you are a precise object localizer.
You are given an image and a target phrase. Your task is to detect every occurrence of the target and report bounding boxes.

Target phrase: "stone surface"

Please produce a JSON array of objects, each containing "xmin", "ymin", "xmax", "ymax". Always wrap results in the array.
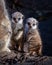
[{"xmin": 0, "ymin": 51, "xmax": 52, "ymax": 65}]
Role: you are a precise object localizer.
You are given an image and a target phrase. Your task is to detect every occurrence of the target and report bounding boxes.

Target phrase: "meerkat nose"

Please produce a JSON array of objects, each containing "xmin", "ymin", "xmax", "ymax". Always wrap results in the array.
[{"xmin": 29, "ymin": 24, "xmax": 32, "ymax": 28}]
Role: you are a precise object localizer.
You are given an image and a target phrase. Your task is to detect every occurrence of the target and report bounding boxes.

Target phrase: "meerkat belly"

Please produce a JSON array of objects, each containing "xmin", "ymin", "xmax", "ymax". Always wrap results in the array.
[
  {"xmin": 27, "ymin": 33, "xmax": 42, "ymax": 52},
  {"xmin": 11, "ymin": 30, "xmax": 23, "ymax": 50}
]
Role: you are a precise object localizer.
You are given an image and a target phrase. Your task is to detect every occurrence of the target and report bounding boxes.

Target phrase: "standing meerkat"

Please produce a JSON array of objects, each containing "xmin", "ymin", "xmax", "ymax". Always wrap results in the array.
[
  {"xmin": 0, "ymin": 0, "xmax": 12, "ymax": 52},
  {"xmin": 24, "ymin": 17, "xmax": 42, "ymax": 56},
  {"xmin": 11, "ymin": 12, "xmax": 24, "ymax": 52}
]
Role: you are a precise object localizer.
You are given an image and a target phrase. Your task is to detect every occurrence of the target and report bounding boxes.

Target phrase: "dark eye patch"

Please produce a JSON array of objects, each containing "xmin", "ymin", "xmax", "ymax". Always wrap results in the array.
[
  {"xmin": 18, "ymin": 18, "xmax": 21, "ymax": 20},
  {"xmin": 28, "ymin": 22, "xmax": 30, "ymax": 25},
  {"xmin": 13, "ymin": 17, "xmax": 17, "ymax": 23},
  {"xmin": 33, "ymin": 24, "xmax": 35, "ymax": 26},
  {"xmin": 13, "ymin": 17, "xmax": 16, "ymax": 21},
  {"xmin": 33, "ymin": 20, "xmax": 38, "ymax": 26}
]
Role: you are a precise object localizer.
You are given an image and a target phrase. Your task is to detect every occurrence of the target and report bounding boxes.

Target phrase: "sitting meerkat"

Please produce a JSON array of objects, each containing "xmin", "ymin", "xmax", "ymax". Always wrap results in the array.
[
  {"xmin": 24, "ymin": 17, "xmax": 42, "ymax": 56},
  {"xmin": 11, "ymin": 12, "xmax": 24, "ymax": 52},
  {"xmin": 0, "ymin": 0, "xmax": 12, "ymax": 52}
]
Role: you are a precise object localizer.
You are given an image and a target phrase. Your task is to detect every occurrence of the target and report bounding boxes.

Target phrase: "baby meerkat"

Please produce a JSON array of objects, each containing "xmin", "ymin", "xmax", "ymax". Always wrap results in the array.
[
  {"xmin": 0, "ymin": 0, "xmax": 12, "ymax": 52},
  {"xmin": 24, "ymin": 17, "xmax": 42, "ymax": 56},
  {"xmin": 11, "ymin": 12, "xmax": 24, "ymax": 52}
]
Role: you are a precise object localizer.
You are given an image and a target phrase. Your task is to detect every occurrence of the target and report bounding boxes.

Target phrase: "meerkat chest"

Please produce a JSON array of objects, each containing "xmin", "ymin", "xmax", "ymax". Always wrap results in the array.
[
  {"xmin": 26, "ymin": 30, "xmax": 41, "ymax": 46},
  {"xmin": 27, "ymin": 34, "xmax": 37, "ymax": 45}
]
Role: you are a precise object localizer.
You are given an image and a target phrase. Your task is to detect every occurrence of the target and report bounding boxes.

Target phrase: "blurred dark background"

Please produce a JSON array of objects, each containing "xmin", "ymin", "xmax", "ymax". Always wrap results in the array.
[{"xmin": 5, "ymin": 0, "xmax": 52, "ymax": 56}]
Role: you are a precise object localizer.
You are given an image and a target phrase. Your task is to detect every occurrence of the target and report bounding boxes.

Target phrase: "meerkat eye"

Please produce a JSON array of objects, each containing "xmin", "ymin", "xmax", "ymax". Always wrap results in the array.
[
  {"xmin": 13, "ymin": 17, "xmax": 16, "ymax": 21},
  {"xmin": 13, "ymin": 17, "xmax": 17, "ymax": 23},
  {"xmin": 28, "ymin": 22, "xmax": 30, "ymax": 25},
  {"xmin": 18, "ymin": 18, "xmax": 21, "ymax": 20},
  {"xmin": 33, "ymin": 24, "xmax": 35, "ymax": 26}
]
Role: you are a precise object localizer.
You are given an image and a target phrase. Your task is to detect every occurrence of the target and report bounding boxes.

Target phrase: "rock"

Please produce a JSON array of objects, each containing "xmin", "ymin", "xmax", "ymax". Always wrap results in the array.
[
  {"xmin": 0, "ymin": 51, "xmax": 52, "ymax": 65},
  {"xmin": 0, "ymin": 51, "xmax": 17, "ymax": 65}
]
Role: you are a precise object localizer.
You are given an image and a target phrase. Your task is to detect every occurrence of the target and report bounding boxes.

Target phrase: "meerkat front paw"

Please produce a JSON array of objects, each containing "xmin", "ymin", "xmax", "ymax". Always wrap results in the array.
[{"xmin": 6, "ymin": 48, "xmax": 11, "ymax": 52}]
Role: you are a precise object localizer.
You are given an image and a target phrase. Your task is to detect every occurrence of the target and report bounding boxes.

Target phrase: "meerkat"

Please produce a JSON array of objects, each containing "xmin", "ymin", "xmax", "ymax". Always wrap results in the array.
[
  {"xmin": 0, "ymin": 0, "xmax": 12, "ymax": 52},
  {"xmin": 11, "ymin": 12, "xmax": 24, "ymax": 52},
  {"xmin": 24, "ymin": 17, "xmax": 42, "ymax": 56}
]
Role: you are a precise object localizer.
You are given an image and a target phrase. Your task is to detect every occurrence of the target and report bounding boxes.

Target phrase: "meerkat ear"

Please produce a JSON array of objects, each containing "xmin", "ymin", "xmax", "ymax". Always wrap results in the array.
[
  {"xmin": 35, "ymin": 19, "xmax": 39, "ymax": 26},
  {"xmin": 22, "ymin": 15, "xmax": 25, "ymax": 19}
]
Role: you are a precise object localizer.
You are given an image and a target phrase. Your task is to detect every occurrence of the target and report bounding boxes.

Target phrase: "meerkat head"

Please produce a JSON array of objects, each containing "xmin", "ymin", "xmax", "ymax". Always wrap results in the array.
[
  {"xmin": 12, "ymin": 12, "xmax": 24, "ymax": 34},
  {"xmin": 25, "ymin": 17, "xmax": 38, "ymax": 30}
]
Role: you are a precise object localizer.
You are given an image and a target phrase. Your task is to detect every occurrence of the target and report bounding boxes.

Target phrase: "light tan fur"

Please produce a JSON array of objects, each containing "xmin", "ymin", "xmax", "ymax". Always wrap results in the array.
[
  {"xmin": 24, "ymin": 18, "xmax": 42, "ymax": 56},
  {"xmin": 11, "ymin": 12, "xmax": 24, "ymax": 52},
  {"xmin": 0, "ymin": 0, "xmax": 12, "ymax": 52}
]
